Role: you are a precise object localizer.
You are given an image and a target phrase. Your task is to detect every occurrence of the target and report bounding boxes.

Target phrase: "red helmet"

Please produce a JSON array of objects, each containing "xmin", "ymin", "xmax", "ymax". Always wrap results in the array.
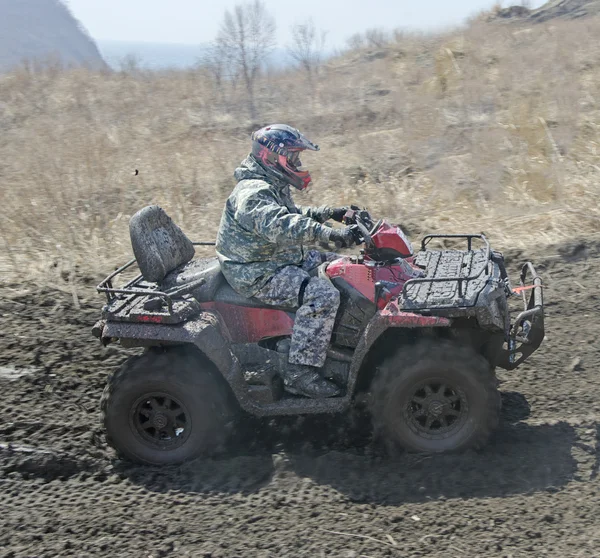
[{"xmin": 251, "ymin": 124, "xmax": 319, "ymax": 190}]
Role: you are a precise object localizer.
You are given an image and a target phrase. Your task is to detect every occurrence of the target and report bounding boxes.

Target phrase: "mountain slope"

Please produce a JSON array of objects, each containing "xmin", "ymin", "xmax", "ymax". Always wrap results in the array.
[{"xmin": 0, "ymin": 0, "xmax": 106, "ymax": 72}]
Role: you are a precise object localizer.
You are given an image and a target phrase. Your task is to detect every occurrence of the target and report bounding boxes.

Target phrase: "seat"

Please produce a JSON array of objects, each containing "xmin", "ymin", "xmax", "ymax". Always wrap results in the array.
[
  {"xmin": 164, "ymin": 263, "xmax": 297, "ymax": 309},
  {"xmin": 213, "ymin": 282, "xmax": 297, "ymax": 310},
  {"xmin": 160, "ymin": 257, "xmax": 225, "ymax": 302},
  {"xmin": 129, "ymin": 205, "xmax": 195, "ymax": 283}
]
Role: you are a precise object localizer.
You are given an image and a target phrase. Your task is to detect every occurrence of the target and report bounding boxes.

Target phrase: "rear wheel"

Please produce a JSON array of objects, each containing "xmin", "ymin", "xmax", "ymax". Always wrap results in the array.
[
  {"xmin": 101, "ymin": 346, "xmax": 235, "ymax": 465},
  {"xmin": 371, "ymin": 340, "xmax": 500, "ymax": 453}
]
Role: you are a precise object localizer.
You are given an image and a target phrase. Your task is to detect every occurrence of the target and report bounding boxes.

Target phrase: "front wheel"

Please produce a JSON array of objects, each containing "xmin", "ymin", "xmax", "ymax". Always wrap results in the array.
[
  {"xmin": 101, "ymin": 346, "xmax": 235, "ymax": 465},
  {"xmin": 370, "ymin": 340, "xmax": 500, "ymax": 453}
]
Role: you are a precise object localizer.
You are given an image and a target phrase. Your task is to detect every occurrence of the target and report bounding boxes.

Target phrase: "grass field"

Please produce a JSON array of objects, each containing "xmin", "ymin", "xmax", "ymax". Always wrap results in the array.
[{"xmin": 2, "ymin": 14, "xmax": 600, "ymax": 286}]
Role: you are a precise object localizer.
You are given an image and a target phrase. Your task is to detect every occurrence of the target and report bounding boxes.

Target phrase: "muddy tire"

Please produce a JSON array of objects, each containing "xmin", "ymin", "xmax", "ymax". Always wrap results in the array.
[
  {"xmin": 101, "ymin": 346, "xmax": 235, "ymax": 465},
  {"xmin": 371, "ymin": 340, "xmax": 500, "ymax": 453}
]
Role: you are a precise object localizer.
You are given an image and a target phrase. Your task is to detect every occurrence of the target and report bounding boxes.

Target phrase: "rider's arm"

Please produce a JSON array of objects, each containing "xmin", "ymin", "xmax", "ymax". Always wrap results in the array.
[
  {"xmin": 296, "ymin": 205, "xmax": 332, "ymax": 224},
  {"xmin": 236, "ymin": 192, "xmax": 332, "ymax": 245}
]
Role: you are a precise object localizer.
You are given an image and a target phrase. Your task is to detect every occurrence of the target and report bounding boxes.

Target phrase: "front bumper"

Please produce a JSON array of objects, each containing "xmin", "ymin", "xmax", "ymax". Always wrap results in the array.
[{"xmin": 497, "ymin": 262, "xmax": 545, "ymax": 370}]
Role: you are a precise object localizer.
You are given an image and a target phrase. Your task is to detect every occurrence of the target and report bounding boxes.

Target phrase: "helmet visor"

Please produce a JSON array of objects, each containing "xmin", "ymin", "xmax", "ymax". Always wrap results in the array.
[{"xmin": 288, "ymin": 151, "xmax": 302, "ymax": 170}]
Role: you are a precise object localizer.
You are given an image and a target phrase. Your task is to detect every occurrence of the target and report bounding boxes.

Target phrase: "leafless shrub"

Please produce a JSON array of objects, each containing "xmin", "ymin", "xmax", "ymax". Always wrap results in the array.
[
  {"xmin": 346, "ymin": 28, "xmax": 391, "ymax": 51},
  {"xmin": 346, "ymin": 33, "xmax": 364, "ymax": 50},
  {"xmin": 364, "ymin": 28, "xmax": 390, "ymax": 49},
  {"xmin": 118, "ymin": 53, "xmax": 142, "ymax": 74}
]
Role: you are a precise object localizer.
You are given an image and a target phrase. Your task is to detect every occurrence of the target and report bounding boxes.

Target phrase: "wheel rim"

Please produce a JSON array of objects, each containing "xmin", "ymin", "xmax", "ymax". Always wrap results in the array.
[
  {"xmin": 130, "ymin": 392, "xmax": 191, "ymax": 450},
  {"xmin": 404, "ymin": 379, "xmax": 468, "ymax": 440}
]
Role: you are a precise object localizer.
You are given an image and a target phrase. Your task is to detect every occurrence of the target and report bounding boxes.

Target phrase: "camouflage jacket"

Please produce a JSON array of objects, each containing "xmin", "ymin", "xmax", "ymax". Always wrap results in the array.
[{"xmin": 216, "ymin": 155, "xmax": 334, "ymax": 297}]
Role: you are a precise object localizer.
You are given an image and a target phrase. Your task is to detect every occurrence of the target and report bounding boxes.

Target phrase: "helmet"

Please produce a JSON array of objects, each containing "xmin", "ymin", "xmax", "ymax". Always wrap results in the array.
[{"xmin": 251, "ymin": 124, "xmax": 319, "ymax": 190}]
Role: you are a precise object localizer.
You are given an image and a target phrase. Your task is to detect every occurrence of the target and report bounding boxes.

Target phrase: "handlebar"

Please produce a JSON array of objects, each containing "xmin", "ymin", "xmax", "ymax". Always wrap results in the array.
[{"xmin": 341, "ymin": 208, "xmax": 377, "ymax": 248}]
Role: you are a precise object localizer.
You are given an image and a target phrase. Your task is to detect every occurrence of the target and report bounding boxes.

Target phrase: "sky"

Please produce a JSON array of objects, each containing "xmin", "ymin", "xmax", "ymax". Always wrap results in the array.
[{"xmin": 65, "ymin": 0, "xmax": 548, "ymax": 48}]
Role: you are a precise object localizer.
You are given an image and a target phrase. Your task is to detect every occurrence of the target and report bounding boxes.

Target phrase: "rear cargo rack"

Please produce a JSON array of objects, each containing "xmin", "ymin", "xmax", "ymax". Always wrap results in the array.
[
  {"xmin": 96, "ymin": 242, "xmax": 215, "ymax": 315},
  {"xmin": 402, "ymin": 234, "xmax": 492, "ymax": 308}
]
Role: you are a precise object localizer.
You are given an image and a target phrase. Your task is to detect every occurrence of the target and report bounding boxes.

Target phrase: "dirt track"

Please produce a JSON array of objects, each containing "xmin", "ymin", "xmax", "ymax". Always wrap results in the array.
[{"xmin": 1, "ymin": 240, "xmax": 600, "ymax": 558}]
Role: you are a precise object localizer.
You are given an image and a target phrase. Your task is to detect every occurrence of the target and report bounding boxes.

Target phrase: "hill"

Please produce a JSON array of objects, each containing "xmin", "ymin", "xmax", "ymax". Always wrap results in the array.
[
  {"xmin": 1, "ymin": 12, "xmax": 600, "ymax": 281},
  {"xmin": 0, "ymin": 0, "xmax": 106, "ymax": 72}
]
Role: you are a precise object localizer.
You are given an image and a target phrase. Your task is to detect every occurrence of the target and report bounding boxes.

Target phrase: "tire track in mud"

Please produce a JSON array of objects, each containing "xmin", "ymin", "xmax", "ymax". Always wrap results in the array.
[{"xmin": 1, "ymin": 239, "xmax": 600, "ymax": 557}]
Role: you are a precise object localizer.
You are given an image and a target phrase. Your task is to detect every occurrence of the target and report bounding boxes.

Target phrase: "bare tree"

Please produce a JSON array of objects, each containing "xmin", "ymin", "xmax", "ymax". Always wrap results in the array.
[
  {"xmin": 288, "ymin": 19, "xmax": 327, "ymax": 84},
  {"xmin": 215, "ymin": 0, "xmax": 276, "ymax": 118}
]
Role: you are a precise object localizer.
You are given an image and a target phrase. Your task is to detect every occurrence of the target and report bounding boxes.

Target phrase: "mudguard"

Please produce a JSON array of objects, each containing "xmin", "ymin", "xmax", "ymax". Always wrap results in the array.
[
  {"xmin": 101, "ymin": 311, "xmax": 236, "ymax": 385},
  {"xmin": 346, "ymin": 304, "xmax": 452, "ymax": 395}
]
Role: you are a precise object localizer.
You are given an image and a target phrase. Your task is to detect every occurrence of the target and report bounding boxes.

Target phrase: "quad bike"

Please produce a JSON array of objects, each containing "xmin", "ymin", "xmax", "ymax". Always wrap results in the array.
[{"xmin": 93, "ymin": 205, "xmax": 544, "ymax": 465}]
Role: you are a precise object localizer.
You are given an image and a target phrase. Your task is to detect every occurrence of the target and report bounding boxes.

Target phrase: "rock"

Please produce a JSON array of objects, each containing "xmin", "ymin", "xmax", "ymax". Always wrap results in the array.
[
  {"xmin": 531, "ymin": 0, "xmax": 600, "ymax": 22},
  {"xmin": 496, "ymin": 6, "xmax": 531, "ymax": 19},
  {"xmin": 566, "ymin": 356, "xmax": 584, "ymax": 372},
  {"xmin": 492, "ymin": 1, "xmax": 600, "ymax": 24}
]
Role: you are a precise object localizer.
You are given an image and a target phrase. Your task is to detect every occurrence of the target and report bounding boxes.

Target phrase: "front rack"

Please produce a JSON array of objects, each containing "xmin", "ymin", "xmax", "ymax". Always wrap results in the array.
[
  {"xmin": 402, "ymin": 234, "xmax": 492, "ymax": 303},
  {"xmin": 96, "ymin": 241, "xmax": 215, "ymax": 315},
  {"xmin": 420, "ymin": 233, "xmax": 491, "ymax": 254}
]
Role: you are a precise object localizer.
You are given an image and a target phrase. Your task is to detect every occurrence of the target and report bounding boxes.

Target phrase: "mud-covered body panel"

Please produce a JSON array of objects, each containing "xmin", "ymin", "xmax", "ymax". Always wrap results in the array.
[
  {"xmin": 345, "ymin": 306, "xmax": 453, "ymax": 396},
  {"xmin": 201, "ymin": 302, "xmax": 294, "ymax": 343},
  {"xmin": 101, "ymin": 311, "xmax": 233, "ymax": 376}
]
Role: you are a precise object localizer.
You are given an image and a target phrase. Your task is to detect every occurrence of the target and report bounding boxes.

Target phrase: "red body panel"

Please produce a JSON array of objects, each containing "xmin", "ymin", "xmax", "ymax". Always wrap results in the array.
[
  {"xmin": 372, "ymin": 222, "xmax": 413, "ymax": 257},
  {"xmin": 379, "ymin": 299, "xmax": 452, "ymax": 327},
  {"xmin": 325, "ymin": 256, "xmax": 424, "ymax": 308},
  {"xmin": 201, "ymin": 302, "xmax": 294, "ymax": 343},
  {"xmin": 326, "ymin": 258, "xmax": 377, "ymax": 301}
]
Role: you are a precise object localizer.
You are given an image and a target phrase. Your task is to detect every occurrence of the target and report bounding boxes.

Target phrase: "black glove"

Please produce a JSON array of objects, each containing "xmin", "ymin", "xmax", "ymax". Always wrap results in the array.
[
  {"xmin": 330, "ymin": 205, "xmax": 361, "ymax": 223},
  {"xmin": 328, "ymin": 226, "xmax": 356, "ymax": 249}
]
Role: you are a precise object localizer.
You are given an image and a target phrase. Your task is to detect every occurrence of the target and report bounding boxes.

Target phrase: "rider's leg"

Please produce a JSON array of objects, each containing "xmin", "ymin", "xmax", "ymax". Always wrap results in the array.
[
  {"xmin": 288, "ymin": 276, "xmax": 340, "ymax": 369},
  {"xmin": 301, "ymin": 249, "xmax": 340, "ymax": 274},
  {"xmin": 252, "ymin": 265, "xmax": 307, "ymax": 308},
  {"xmin": 254, "ymin": 267, "xmax": 340, "ymax": 398}
]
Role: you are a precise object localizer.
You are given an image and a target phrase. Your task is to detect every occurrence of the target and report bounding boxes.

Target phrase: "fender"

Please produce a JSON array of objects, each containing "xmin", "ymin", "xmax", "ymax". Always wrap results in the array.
[
  {"xmin": 101, "ymin": 311, "xmax": 237, "ymax": 385},
  {"xmin": 346, "ymin": 301, "xmax": 452, "ymax": 395}
]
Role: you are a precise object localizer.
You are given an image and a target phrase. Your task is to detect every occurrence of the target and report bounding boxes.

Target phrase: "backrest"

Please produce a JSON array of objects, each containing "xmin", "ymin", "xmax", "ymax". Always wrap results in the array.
[{"xmin": 129, "ymin": 205, "xmax": 195, "ymax": 283}]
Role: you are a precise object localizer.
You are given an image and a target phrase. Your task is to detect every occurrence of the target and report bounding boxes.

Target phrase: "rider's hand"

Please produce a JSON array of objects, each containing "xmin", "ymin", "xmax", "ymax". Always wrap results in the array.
[
  {"xmin": 328, "ymin": 226, "xmax": 356, "ymax": 249},
  {"xmin": 330, "ymin": 205, "xmax": 361, "ymax": 223}
]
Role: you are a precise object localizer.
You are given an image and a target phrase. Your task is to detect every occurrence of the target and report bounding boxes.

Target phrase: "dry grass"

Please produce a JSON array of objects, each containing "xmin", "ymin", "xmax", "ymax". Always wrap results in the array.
[{"xmin": 2, "ymin": 15, "xmax": 600, "ymax": 286}]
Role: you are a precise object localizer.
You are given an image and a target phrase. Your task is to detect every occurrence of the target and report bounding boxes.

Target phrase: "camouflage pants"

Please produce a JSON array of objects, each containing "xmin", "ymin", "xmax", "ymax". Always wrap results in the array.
[{"xmin": 254, "ymin": 250, "xmax": 340, "ymax": 368}]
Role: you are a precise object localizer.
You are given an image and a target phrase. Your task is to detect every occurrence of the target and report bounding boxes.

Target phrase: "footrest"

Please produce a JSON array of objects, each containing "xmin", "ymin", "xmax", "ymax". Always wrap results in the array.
[{"xmin": 247, "ymin": 379, "xmax": 284, "ymax": 404}]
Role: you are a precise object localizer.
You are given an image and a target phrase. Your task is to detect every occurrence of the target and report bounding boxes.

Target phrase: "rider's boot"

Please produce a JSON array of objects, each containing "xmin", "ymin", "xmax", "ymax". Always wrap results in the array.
[{"xmin": 283, "ymin": 363, "xmax": 341, "ymax": 398}]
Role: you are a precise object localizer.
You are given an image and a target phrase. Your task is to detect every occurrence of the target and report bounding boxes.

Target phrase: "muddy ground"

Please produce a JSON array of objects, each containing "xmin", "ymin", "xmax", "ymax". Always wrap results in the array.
[{"xmin": 1, "ymin": 239, "xmax": 600, "ymax": 558}]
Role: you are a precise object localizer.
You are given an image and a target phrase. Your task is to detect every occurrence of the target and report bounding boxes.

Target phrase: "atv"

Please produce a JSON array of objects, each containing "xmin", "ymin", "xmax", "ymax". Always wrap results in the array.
[{"xmin": 93, "ymin": 205, "xmax": 544, "ymax": 465}]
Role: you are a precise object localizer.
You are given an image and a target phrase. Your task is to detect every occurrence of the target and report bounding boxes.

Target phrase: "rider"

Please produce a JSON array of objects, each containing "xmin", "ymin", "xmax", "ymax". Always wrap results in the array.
[{"xmin": 216, "ymin": 124, "xmax": 357, "ymax": 398}]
